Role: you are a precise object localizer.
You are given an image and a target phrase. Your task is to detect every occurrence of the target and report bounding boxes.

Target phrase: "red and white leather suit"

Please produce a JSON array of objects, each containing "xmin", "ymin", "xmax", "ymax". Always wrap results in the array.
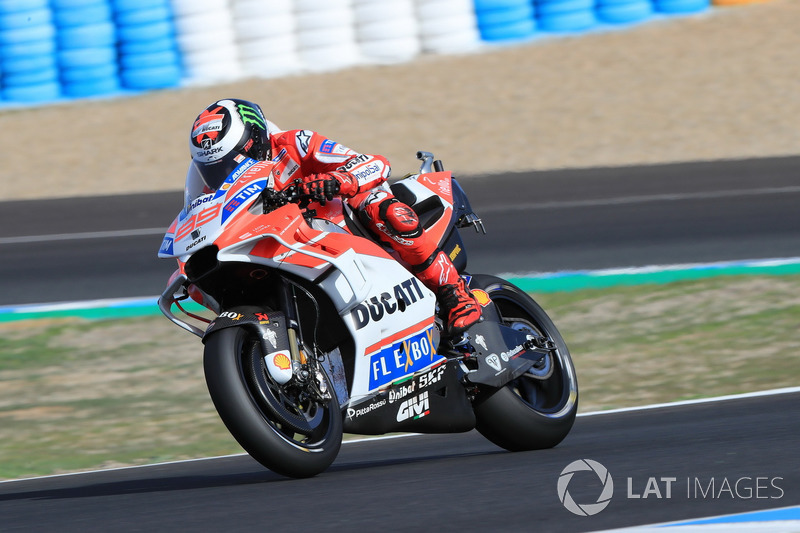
[{"xmin": 266, "ymin": 129, "xmax": 481, "ymax": 333}]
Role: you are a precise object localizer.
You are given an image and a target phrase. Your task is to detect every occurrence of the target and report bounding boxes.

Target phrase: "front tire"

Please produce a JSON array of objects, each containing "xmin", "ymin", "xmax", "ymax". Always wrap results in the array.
[
  {"xmin": 203, "ymin": 326, "xmax": 342, "ymax": 478},
  {"xmin": 470, "ymin": 275, "xmax": 578, "ymax": 451}
]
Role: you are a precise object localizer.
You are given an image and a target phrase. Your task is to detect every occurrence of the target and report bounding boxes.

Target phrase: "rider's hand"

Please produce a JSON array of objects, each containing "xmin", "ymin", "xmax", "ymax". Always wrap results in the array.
[
  {"xmin": 300, "ymin": 175, "xmax": 339, "ymax": 205},
  {"xmin": 301, "ymin": 172, "xmax": 359, "ymax": 204}
]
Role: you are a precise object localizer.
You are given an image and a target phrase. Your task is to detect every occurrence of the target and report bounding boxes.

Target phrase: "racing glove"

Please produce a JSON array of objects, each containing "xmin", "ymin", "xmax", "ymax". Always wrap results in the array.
[{"xmin": 301, "ymin": 172, "xmax": 359, "ymax": 202}]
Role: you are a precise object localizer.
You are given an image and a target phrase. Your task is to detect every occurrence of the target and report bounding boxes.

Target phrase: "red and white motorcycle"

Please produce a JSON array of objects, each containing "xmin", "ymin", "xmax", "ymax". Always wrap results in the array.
[{"xmin": 158, "ymin": 151, "xmax": 578, "ymax": 478}]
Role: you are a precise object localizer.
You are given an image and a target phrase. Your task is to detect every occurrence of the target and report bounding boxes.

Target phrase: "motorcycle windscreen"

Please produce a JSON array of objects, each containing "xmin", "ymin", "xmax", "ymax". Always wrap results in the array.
[
  {"xmin": 184, "ymin": 160, "xmax": 212, "ymax": 209},
  {"xmin": 184, "ymin": 156, "xmax": 264, "ymax": 210}
]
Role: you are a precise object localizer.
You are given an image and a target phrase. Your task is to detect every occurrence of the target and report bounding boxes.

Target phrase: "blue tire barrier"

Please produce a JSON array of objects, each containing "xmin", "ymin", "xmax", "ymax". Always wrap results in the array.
[
  {"xmin": 473, "ymin": 0, "xmax": 531, "ymax": 8},
  {"xmin": 537, "ymin": 9, "xmax": 597, "ymax": 31},
  {"xmin": 536, "ymin": 0, "xmax": 594, "ymax": 16},
  {"xmin": 1, "ymin": 81, "xmax": 60, "ymax": 101},
  {"xmin": 116, "ymin": 20, "xmax": 171, "ymax": 42},
  {"xmin": 119, "ymin": 49, "xmax": 178, "ymax": 70},
  {"xmin": 596, "ymin": 0, "xmax": 653, "ymax": 23},
  {"xmin": 2, "ymin": 52, "xmax": 56, "ymax": 73},
  {"xmin": 58, "ymin": 45, "xmax": 115, "ymax": 67},
  {"xmin": 62, "ymin": 75, "xmax": 119, "ymax": 97},
  {"xmin": 0, "ymin": 0, "xmax": 48, "ymax": 12},
  {"xmin": 478, "ymin": 18, "xmax": 537, "ymax": 40},
  {"xmin": 475, "ymin": 0, "xmax": 536, "ymax": 41},
  {"xmin": 120, "ymin": 64, "xmax": 180, "ymax": 89},
  {"xmin": 3, "ymin": 65, "xmax": 58, "ymax": 86},
  {"xmin": 114, "ymin": 6, "xmax": 171, "ymax": 26},
  {"xmin": 0, "ymin": 7, "xmax": 52, "ymax": 30},
  {"xmin": 60, "ymin": 62, "xmax": 116, "ymax": 83},
  {"xmin": 53, "ymin": 3, "xmax": 112, "ymax": 27},
  {"xmin": 534, "ymin": 0, "xmax": 597, "ymax": 32},
  {"xmin": 1, "ymin": 37, "xmax": 55, "ymax": 57},
  {"xmin": 50, "ymin": 0, "xmax": 106, "ymax": 8},
  {"xmin": 111, "ymin": 0, "xmax": 169, "ymax": 13},
  {"xmin": 0, "ymin": 22, "xmax": 55, "ymax": 44},
  {"xmin": 476, "ymin": 5, "xmax": 535, "ymax": 27},
  {"xmin": 56, "ymin": 21, "xmax": 115, "ymax": 49},
  {"xmin": 654, "ymin": 0, "xmax": 710, "ymax": 12},
  {"xmin": 118, "ymin": 36, "xmax": 173, "ymax": 54}
]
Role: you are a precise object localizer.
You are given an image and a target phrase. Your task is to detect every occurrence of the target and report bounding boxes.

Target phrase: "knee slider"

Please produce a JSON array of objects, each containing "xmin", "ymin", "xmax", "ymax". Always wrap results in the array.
[{"xmin": 380, "ymin": 199, "xmax": 422, "ymax": 238}]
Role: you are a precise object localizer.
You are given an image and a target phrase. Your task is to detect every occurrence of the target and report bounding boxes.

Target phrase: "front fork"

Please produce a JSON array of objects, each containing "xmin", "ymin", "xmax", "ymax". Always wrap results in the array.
[
  {"xmin": 275, "ymin": 278, "xmax": 331, "ymax": 400},
  {"xmin": 278, "ymin": 278, "xmax": 302, "ymax": 360}
]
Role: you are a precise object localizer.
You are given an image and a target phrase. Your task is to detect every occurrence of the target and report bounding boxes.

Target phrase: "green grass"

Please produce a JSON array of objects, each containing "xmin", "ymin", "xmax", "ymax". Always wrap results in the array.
[{"xmin": 1, "ymin": 274, "xmax": 798, "ymax": 480}]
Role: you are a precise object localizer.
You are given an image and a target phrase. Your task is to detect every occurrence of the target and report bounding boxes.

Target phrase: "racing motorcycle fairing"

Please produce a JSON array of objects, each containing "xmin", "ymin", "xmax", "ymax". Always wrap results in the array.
[
  {"xmin": 343, "ymin": 358, "xmax": 475, "ymax": 435},
  {"xmin": 203, "ymin": 306, "xmax": 295, "ymax": 385}
]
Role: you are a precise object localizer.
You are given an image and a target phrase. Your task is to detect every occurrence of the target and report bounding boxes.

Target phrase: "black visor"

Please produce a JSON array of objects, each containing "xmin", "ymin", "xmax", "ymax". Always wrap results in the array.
[{"xmin": 194, "ymin": 150, "xmax": 243, "ymax": 192}]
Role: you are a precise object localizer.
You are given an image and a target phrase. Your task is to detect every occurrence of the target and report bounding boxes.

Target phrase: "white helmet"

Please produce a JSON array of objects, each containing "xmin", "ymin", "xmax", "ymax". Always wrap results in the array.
[{"xmin": 188, "ymin": 98, "xmax": 272, "ymax": 192}]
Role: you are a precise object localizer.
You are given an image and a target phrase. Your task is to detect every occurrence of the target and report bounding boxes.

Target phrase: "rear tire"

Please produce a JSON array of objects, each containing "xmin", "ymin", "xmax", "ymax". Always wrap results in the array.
[
  {"xmin": 470, "ymin": 275, "xmax": 578, "ymax": 451},
  {"xmin": 203, "ymin": 326, "xmax": 342, "ymax": 478}
]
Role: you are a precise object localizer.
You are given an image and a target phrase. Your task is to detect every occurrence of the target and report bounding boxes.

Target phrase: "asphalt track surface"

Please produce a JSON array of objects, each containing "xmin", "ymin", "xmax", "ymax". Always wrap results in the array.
[
  {"xmin": 1, "ymin": 390, "xmax": 798, "ymax": 532},
  {"xmin": 1, "ymin": 155, "xmax": 799, "ymax": 306}
]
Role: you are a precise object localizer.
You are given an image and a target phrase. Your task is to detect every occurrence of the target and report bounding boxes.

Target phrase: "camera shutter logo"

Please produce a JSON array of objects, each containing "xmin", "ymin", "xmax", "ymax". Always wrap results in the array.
[{"xmin": 558, "ymin": 459, "xmax": 614, "ymax": 516}]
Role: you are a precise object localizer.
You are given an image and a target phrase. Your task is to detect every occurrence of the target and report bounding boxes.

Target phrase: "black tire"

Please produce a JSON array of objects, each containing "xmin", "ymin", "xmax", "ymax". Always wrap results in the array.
[
  {"xmin": 203, "ymin": 326, "xmax": 342, "ymax": 478},
  {"xmin": 470, "ymin": 275, "xmax": 578, "ymax": 451}
]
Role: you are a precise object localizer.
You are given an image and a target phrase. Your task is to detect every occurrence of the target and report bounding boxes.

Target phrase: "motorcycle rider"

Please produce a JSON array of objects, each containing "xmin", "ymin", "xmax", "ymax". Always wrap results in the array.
[{"xmin": 188, "ymin": 98, "xmax": 482, "ymax": 335}]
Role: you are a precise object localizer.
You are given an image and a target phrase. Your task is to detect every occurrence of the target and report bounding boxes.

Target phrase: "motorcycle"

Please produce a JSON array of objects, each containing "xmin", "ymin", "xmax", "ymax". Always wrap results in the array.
[{"xmin": 158, "ymin": 151, "xmax": 578, "ymax": 478}]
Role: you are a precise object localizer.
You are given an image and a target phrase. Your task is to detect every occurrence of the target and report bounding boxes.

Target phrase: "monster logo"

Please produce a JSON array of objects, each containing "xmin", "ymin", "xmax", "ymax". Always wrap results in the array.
[{"xmin": 237, "ymin": 104, "xmax": 266, "ymax": 130}]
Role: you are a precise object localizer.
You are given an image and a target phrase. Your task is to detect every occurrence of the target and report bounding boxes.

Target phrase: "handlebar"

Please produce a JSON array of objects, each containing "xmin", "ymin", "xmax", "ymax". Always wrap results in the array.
[
  {"xmin": 259, "ymin": 178, "xmax": 331, "ymax": 215},
  {"xmin": 260, "ymin": 178, "xmax": 315, "ymax": 210},
  {"xmin": 259, "ymin": 186, "xmax": 296, "ymax": 213}
]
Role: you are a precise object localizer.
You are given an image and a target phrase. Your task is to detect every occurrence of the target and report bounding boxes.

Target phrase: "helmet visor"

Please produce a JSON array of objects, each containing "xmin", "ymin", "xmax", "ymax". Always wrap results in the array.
[{"xmin": 194, "ymin": 149, "xmax": 243, "ymax": 190}]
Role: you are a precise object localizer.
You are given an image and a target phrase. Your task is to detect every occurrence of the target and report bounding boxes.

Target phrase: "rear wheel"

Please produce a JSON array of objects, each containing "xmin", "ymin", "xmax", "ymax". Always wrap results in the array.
[
  {"xmin": 203, "ymin": 326, "xmax": 342, "ymax": 478},
  {"xmin": 470, "ymin": 275, "xmax": 578, "ymax": 451}
]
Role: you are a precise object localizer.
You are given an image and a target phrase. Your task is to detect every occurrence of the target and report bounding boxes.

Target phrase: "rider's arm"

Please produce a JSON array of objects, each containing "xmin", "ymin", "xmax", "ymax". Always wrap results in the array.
[{"xmin": 284, "ymin": 130, "xmax": 391, "ymax": 198}]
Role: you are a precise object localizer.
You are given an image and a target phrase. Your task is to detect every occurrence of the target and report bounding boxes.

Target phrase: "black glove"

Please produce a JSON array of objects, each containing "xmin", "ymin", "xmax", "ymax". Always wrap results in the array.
[{"xmin": 300, "ymin": 174, "xmax": 341, "ymax": 205}]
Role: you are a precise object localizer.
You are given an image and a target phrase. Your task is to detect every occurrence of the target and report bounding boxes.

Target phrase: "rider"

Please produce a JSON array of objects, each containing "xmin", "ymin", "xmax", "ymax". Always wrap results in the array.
[{"xmin": 188, "ymin": 98, "xmax": 482, "ymax": 335}]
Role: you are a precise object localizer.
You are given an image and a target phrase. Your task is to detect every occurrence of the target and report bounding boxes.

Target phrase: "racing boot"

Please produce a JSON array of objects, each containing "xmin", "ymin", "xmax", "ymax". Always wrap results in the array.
[{"xmin": 415, "ymin": 250, "xmax": 482, "ymax": 335}]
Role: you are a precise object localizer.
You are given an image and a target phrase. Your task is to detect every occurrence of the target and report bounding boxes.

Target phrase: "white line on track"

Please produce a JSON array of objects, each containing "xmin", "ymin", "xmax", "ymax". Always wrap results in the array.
[
  {"xmin": 2, "ymin": 386, "xmax": 798, "ymax": 486},
  {"xmin": 479, "ymin": 185, "xmax": 800, "ymax": 213},
  {"xmin": 0, "ymin": 227, "xmax": 165, "ymax": 245},
  {"xmin": 3, "ymin": 185, "xmax": 799, "ymax": 245}
]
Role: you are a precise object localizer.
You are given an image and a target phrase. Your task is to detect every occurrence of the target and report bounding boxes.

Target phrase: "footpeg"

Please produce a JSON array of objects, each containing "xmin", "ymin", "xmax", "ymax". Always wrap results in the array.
[{"xmin": 525, "ymin": 335, "xmax": 556, "ymax": 351}]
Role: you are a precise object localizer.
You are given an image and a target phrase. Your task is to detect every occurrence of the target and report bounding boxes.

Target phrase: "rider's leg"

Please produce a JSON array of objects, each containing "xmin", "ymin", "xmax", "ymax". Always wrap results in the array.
[{"xmin": 355, "ymin": 188, "xmax": 482, "ymax": 335}]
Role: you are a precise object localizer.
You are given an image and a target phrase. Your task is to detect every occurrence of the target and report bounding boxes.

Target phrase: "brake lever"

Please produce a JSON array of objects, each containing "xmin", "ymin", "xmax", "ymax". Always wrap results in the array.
[{"xmin": 260, "ymin": 188, "xmax": 289, "ymax": 214}]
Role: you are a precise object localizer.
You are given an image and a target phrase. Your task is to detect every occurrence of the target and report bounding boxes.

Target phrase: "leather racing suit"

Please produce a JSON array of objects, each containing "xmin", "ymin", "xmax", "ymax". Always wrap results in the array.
[{"xmin": 267, "ymin": 128, "xmax": 482, "ymax": 335}]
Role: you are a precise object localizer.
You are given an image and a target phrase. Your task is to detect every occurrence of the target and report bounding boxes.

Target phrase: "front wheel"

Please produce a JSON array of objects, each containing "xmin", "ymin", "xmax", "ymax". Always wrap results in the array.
[
  {"xmin": 203, "ymin": 326, "xmax": 343, "ymax": 478},
  {"xmin": 470, "ymin": 275, "xmax": 578, "ymax": 451}
]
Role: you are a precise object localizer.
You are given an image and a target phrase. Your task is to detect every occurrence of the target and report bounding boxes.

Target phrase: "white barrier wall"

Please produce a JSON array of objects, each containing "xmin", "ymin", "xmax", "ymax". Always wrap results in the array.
[
  {"xmin": 172, "ymin": 0, "xmax": 242, "ymax": 84},
  {"xmin": 232, "ymin": 0, "xmax": 301, "ymax": 78}
]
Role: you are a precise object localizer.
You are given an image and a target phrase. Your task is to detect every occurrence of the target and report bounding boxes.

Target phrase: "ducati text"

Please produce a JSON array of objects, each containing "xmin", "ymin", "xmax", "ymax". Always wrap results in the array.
[{"xmin": 351, "ymin": 277, "xmax": 425, "ymax": 330}]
